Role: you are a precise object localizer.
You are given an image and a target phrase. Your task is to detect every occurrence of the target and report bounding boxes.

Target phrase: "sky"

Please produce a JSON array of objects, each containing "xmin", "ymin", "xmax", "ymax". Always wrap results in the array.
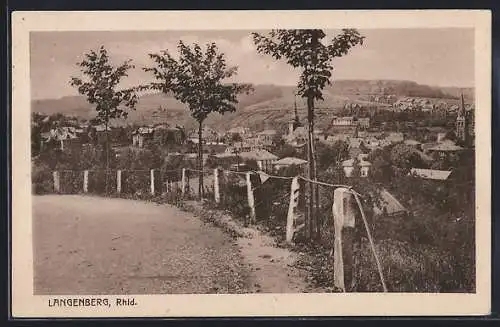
[{"xmin": 30, "ymin": 29, "xmax": 474, "ymax": 100}]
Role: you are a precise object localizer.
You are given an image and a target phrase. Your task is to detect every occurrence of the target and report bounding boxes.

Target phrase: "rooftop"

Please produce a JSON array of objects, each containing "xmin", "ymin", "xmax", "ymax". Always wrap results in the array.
[
  {"xmin": 428, "ymin": 141, "xmax": 464, "ymax": 152},
  {"xmin": 274, "ymin": 157, "xmax": 308, "ymax": 166},
  {"xmin": 410, "ymin": 168, "xmax": 452, "ymax": 180},
  {"xmin": 258, "ymin": 129, "xmax": 277, "ymax": 135},
  {"xmin": 373, "ymin": 188, "xmax": 407, "ymax": 216},
  {"xmin": 240, "ymin": 149, "xmax": 278, "ymax": 161}
]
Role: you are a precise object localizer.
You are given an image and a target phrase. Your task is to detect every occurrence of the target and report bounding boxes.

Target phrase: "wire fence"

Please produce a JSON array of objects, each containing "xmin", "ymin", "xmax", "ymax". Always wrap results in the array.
[{"xmin": 39, "ymin": 167, "xmax": 364, "ymax": 238}]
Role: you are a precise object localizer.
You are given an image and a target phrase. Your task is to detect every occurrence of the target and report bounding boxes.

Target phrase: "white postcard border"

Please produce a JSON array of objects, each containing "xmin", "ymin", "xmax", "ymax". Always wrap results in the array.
[{"xmin": 11, "ymin": 10, "xmax": 492, "ymax": 317}]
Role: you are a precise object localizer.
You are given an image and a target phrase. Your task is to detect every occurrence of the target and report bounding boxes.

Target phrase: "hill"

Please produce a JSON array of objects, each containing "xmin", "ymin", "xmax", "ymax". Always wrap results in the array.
[{"xmin": 32, "ymin": 80, "xmax": 474, "ymax": 132}]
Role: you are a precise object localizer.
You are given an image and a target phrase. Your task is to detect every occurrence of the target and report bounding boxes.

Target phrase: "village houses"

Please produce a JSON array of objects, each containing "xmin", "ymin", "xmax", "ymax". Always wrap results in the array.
[{"xmin": 342, "ymin": 154, "xmax": 372, "ymax": 178}]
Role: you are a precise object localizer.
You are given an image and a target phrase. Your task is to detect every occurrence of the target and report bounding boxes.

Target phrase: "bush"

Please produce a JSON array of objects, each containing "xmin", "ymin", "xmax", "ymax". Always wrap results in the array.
[
  {"xmin": 87, "ymin": 170, "xmax": 118, "ymax": 195},
  {"xmin": 121, "ymin": 170, "xmax": 151, "ymax": 196},
  {"xmin": 32, "ymin": 163, "xmax": 54, "ymax": 194},
  {"xmin": 254, "ymin": 177, "xmax": 291, "ymax": 233},
  {"xmin": 219, "ymin": 174, "xmax": 250, "ymax": 223},
  {"xmin": 59, "ymin": 170, "xmax": 84, "ymax": 194},
  {"xmin": 304, "ymin": 236, "xmax": 474, "ymax": 293},
  {"xmin": 358, "ymin": 238, "xmax": 474, "ymax": 292},
  {"xmin": 116, "ymin": 147, "xmax": 162, "ymax": 170}
]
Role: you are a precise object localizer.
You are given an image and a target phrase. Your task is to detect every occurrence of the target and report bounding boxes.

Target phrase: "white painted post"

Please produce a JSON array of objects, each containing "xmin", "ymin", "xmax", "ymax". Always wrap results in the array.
[
  {"xmin": 150, "ymin": 169, "xmax": 155, "ymax": 195},
  {"xmin": 246, "ymin": 172, "xmax": 256, "ymax": 224},
  {"xmin": 116, "ymin": 170, "xmax": 122, "ymax": 194},
  {"xmin": 214, "ymin": 168, "xmax": 220, "ymax": 204},
  {"xmin": 53, "ymin": 171, "xmax": 60, "ymax": 193},
  {"xmin": 286, "ymin": 176, "xmax": 300, "ymax": 244},
  {"xmin": 83, "ymin": 170, "xmax": 89, "ymax": 193},
  {"xmin": 181, "ymin": 168, "xmax": 186, "ymax": 195},
  {"xmin": 332, "ymin": 187, "xmax": 357, "ymax": 292}
]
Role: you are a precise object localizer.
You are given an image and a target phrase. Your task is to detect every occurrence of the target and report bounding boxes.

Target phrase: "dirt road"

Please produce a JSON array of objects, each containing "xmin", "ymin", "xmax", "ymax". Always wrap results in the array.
[{"xmin": 33, "ymin": 195, "xmax": 250, "ymax": 295}]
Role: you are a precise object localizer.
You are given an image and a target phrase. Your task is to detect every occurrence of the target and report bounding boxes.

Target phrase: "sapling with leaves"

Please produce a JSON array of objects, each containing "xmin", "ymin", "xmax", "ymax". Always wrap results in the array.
[
  {"xmin": 253, "ymin": 29, "xmax": 365, "ymax": 240},
  {"xmin": 143, "ymin": 41, "xmax": 253, "ymax": 198},
  {"xmin": 70, "ymin": 46, "xmax": 139, "ymax": 193}
]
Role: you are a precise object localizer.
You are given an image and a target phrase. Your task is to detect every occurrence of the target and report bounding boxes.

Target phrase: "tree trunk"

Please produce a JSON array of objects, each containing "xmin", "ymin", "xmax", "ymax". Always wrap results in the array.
[
  {"xmin": 306, "ymin": 94, "xmax": 315, "ymax": 241},
  {"xmin": 198, "ymin": 120, "xmax": 204, "ymax": 199},
  {"xmin": 314, "ymin": 156, "xmax": 320, "ymax": 240},
  {"xmin": 105, "ymin": 119, "xmax": 110, "ymax": 195},
  {"xmin": 309, "ymin": 30, "xmax": 320, "ymax": 242}
]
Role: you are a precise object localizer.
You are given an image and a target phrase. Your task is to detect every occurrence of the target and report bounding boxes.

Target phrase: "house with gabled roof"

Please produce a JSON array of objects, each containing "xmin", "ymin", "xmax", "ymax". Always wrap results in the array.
[{"xmin": 239, "ymin": 149, "xmax": 278, "ymax": 173}]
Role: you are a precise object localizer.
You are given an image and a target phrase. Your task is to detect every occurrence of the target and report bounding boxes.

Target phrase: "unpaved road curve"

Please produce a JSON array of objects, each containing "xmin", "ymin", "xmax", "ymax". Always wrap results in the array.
[{"xmin": 33, "ymin": 195, "xmax": 250, "ymax": 295}]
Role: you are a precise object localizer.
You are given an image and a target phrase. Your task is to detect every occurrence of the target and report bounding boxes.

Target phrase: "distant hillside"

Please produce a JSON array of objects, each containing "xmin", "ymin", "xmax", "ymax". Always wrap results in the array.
[
  {"xmin": 327, "ymin": 80, "xmax": 473, "ymax": 100},
  {"xmin": 32, "ymin": 80, "xmax": 474, "ymax": 132}
]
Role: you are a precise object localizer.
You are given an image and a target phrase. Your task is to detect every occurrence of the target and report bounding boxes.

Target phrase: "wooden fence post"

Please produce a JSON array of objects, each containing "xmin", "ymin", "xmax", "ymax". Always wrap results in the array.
[
  {"xmin": 181, "ymin": 168, "xmax": 186, "ymax": 196},
  {"xmin": 286, "ymin": 176, "xmax": 300, "ymax": 244},
  {"xmin": 53, "ymin": 171, "xmax": 60, "ymax": 193},
  {"xmin": 83, "ymin": 170, "xmax": 89, "ymax": 193},
  {"xmin": 117, "ymin": 170, "xmax": 122, "ymax": 194},
  {"xmin": 150, "ymin": 169, "xmax": 155, "ymax": 195},
  {"xmin": 214, "ymin": 168, "xmax": 220, "ymax": 204},
  {"xmin": 246, "ymin": 172, "xmax": 256, "ymax": 224}
]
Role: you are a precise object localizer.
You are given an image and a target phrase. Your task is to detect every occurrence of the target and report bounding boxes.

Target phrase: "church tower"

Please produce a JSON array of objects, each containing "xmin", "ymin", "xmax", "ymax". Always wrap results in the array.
[
  {"xmin": 289, "ymin": 96, "xmax": 302, "ymax": 135},
  {"xmin": 456, "ymin": 93, "xmax": 467, "ymax": 143}
]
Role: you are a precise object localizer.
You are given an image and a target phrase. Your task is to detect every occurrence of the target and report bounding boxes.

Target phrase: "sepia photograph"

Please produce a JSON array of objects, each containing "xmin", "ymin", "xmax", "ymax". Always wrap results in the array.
[{"xmin": 11, "ymin": 10, "xmax": 491, "ymax": 317}]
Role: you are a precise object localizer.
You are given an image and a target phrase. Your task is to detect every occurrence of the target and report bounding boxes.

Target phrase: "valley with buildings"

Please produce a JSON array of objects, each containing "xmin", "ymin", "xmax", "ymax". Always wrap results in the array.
[{"xmin": 32, "ymin": 80, "xmax": 475, "ymax": 181}]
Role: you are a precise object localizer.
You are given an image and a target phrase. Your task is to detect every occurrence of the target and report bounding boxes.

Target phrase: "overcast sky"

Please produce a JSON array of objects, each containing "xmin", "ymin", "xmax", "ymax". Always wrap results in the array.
[{"xmin": 30, "ymin": 29, "xmax": 474, "ymax": 100}]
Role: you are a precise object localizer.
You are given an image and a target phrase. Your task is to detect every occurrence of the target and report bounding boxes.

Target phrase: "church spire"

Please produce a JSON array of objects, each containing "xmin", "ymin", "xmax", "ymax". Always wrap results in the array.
[
  {"xmin": 458, "ymin": 93, "xmax": 466, "ymax": 117},
  {"xmin": 456, "ymin": 92, "xmax": 467, "ymax": 143},
  {"xmin": 294, "ymin": 96, "xmax": 299, "ymax": 123}
]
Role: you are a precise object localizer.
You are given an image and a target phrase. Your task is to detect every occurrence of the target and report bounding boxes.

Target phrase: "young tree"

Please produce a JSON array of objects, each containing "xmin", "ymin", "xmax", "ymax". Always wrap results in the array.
[
  {"xmin": 253, "ymin": 29, "xmax": 365, "ymax": 240},
  {"xmin": 143, "ymin": 41, "xmax": 252, "ymax": 197},
  {"xmin": 70, "ymin": 46, "xmax": 139, "ymax": 193}
]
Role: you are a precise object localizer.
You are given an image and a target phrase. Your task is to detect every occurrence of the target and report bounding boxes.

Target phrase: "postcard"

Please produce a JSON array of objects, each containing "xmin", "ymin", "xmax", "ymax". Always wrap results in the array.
[{"xmin": 11, "ymin": 10, "xmax": 491, "ymax": 317}]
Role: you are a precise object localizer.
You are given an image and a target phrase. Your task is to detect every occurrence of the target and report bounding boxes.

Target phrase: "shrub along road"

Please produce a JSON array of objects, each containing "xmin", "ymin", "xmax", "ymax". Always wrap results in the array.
[{"xmin": 33, "ymin": 195, "xmax": 311, "ymax": 295}]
